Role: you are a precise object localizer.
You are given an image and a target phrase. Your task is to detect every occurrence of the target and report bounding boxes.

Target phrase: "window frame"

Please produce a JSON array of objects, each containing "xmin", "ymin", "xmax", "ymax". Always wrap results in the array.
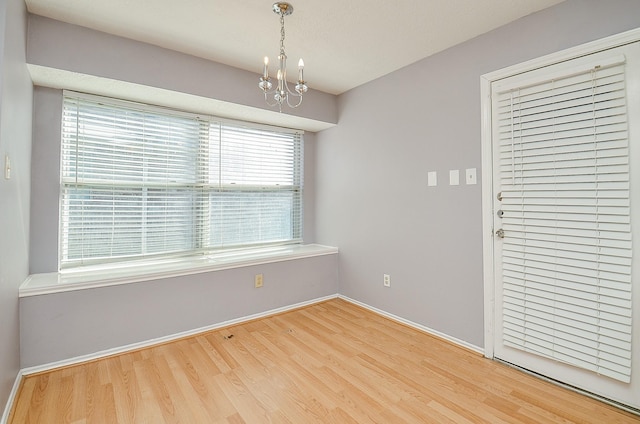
[{"xmin": 59, "ymin": 91, "xmax": 304, "ymax": 270}]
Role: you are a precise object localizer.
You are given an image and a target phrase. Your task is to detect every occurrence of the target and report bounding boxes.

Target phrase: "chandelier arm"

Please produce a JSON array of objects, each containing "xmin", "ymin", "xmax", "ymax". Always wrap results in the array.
[
  {"xmin": 263, "ymin": 91, "xmax": 279, "ymax": 106},
  {"xmin": 263, "ymin": 91, "xmax": 285, "ymax": 112},
  {"xmin": 282, "ymin": 80, "xmax": 300, "ymax": 96},
  {"xmin": 285, "ymin": 92, "xmax": 304, "ymax": 108},
  {"xmin": 263, "ymin": 79, "xmax": 305, "ymax": 98}
]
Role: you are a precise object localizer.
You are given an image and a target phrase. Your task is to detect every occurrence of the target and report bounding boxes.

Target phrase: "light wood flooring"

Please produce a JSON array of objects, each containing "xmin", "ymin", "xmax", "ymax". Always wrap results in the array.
[{"xmin": 9, "ymin": 298, "xmax": 640, "ymax": 423}]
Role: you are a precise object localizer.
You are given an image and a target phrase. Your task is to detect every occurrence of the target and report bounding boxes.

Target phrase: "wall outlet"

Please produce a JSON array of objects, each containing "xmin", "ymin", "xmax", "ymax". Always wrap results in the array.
[
  {"xmin": 255, "ymin": 273, "xmax": 263, "ymax": 288},
  {"xmin": 466, "ymin": 168, "xmax": 477, "ymax": 185},
  {"xmin": 383, "ymin": 274, "xmax": 391, "ymax": 287},
  {"xmin": 4, "ymin": 155, "xmax": 11, "ymax": 180}
]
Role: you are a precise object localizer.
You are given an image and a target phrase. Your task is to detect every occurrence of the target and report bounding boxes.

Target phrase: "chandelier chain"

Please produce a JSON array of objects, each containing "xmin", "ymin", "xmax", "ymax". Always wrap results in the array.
[{"xmin": 280, "ymin": 14, "xmax": 286, "ymax": 56}]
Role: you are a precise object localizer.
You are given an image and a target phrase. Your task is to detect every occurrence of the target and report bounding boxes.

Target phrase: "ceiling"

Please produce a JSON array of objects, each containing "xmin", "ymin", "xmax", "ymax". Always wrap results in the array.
[{"xmin": 24, "ymin": 0, "xmax": 565, "ymax": 96}]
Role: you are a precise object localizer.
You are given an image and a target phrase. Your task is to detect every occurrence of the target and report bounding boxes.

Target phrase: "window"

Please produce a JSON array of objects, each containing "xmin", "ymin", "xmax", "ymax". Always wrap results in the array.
[{"xmin": 60, "ymin": 92, "xmax": 303, "ymax": 269}]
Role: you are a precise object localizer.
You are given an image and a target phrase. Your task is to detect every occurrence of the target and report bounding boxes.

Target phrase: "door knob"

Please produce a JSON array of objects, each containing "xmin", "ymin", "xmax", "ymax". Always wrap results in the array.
[{"xmin": 495, "ymin": 228, "xmax": 505, "ymax": 238}]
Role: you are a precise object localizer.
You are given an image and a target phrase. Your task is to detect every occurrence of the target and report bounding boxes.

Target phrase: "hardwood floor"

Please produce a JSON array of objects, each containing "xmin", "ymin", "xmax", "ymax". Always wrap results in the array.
[{"xmin": 9, "ymin": 298, "xmax": 640, "ymax": 423}]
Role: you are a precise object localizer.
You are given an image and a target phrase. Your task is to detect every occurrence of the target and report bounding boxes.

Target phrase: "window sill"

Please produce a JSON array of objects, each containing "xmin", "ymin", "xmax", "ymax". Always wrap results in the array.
[{"xmin": 20, "ymin": 244, "xmax": 338, "ymax": 297}]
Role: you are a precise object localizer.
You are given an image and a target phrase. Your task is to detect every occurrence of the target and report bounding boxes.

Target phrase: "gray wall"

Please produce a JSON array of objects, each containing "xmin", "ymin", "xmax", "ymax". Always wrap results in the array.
[
  {"xmin": 24, "ymin": 13, "xmax": 332, "ymax": 368},
  {"xmin": 0, "ymin": 0, "xmax": 32, "ymax": 413},
  {"xmin": 27, "ymin": 15, "xmax": 329, "ymax": 273},
  {"xmin": 29, "ymin": 87, "xmax": 61, "ymax": 273},
  {"xmin": 315, "ymin": 0, "xmax": 640, "ymax": 349},
  {"xmin": 20, "ymin": 254, "xmax": 338, "ymax": 367},
  {"xmin": 27, "ymin": 15, "xmax": 338, "ymax": 128},
  {"xmin": 19, "ymin": 0, "xmax": 640, "ymax": 372},
  {"xmin": 29, "ymin": 87, "xmax": 319, "ymax": 273}
]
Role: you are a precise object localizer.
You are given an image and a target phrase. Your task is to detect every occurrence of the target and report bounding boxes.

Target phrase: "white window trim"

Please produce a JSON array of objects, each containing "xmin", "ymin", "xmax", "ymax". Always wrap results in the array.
[
  {"xmin": 20, "ymin": 244, "xmax": 338, "ymax": 297},
  {"xmin": 480, "ymin": 27, "xmax": 640, "ymax": 359},
  {"xmin": 59, "ymin": 91, "xmax": 305, "ymax": 269}
]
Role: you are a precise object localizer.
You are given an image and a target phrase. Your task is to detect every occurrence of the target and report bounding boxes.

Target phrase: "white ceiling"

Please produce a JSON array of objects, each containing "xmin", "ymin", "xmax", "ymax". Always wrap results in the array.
[{"xmin": 25, "ymin": 0, "xmax": 564, "ymax": 95}]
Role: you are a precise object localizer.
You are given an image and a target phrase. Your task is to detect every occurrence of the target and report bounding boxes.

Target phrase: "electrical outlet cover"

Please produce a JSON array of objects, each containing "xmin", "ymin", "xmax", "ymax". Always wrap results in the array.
[{"xmin": 255, "ymin": 274, "xmax": 263, "ymax": 288}]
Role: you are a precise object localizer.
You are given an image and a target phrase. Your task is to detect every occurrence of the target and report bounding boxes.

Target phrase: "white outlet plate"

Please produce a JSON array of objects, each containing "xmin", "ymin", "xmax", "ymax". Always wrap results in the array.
[
  {"xmin": 449, "ymin": 169, "xmax": 459, "ymax": 186},
  {"xmin": 4, "ymin": 155, "xmax": 10, "ymax": 180},
  {"xmin": 255, "ymin": 274, "xmax": 263, "ymax": 288},
  {"xmin": 466, "ymin": 168, "xmax": 477, "ymax": 185},
  {"xmin": 427, "ymin": 171, "xmax": 437, "ymax": 187},
  {"xmin": 383, "ymin": 274, "xmax": 391, "ymax": 287}
]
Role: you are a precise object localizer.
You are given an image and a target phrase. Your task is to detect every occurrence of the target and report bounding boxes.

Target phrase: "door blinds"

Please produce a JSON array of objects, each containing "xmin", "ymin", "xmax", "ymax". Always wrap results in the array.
[{"xmin": 495, "ymin": 55, "xmax": 632, "ymax": 382}]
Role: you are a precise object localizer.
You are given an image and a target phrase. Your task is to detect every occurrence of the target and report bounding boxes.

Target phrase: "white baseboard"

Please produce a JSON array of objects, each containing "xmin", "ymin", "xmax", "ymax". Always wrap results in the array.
[
  {"xmin": 338, "ymin": 295, "xmax": 484, "ymax": 355},
  {"xmin": 21, "ymin": 294, "xmax": 338, "ymax": 376},
  {"xmin": 1, "ymin": 370, "xmax": 23, "ymax": 424}
]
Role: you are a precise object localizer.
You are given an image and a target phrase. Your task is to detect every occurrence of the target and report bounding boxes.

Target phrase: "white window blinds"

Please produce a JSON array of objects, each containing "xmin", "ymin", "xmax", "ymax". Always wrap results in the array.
[
  {"xmin": 495, "ymin": 56, "xmax": 632, "ymax": 382},
  {"xmin": 206, "ymin": 124, "xmax": 303, "ymax": 248},
  {"xmin": 61, "ymin": 93, "xmax": 303, "ymax": 268}
]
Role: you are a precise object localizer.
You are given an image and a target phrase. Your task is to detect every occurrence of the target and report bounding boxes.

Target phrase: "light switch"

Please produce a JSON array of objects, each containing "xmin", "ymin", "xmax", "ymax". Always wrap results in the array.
[
  {"xmin": 449, "ymin": 169, "xmax": 459, "ymax": 186},
  {"xmin": 466, "ymin": 168, "xmax": 477, "ymax": 185},
  {"xmin": 428, "ymin": 171, "xmax": 437, "ymax": 187}
]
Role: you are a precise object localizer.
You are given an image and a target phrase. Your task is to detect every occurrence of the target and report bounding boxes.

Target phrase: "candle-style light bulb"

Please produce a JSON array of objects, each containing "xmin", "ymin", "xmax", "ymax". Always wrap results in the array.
[
  {"xmin": 298, "ymin": 58, "xmax": 304, "ymax": 81},
  {"xmin": 263, "ymin": 56, "xmax": 269, "ymax": 79}
]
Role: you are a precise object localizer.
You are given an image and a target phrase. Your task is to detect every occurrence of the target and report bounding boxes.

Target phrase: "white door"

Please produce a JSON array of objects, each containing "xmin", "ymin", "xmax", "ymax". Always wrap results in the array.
[{"xmin": 489, "ymin": 40, "xmax": 640, "ymax": 409}]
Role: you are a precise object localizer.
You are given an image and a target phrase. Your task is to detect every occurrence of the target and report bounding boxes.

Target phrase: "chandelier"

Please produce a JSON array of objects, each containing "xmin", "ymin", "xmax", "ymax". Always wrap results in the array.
[{"xmin": 259, "ymin": 2, "xmax": 308, "ymax": 112}]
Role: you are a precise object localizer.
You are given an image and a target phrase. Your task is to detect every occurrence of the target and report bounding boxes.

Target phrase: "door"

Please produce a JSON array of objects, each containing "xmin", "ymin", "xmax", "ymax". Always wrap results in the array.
[{"xmin": 489, "ymin": 41, "xmax": 640, "ymax": 409}]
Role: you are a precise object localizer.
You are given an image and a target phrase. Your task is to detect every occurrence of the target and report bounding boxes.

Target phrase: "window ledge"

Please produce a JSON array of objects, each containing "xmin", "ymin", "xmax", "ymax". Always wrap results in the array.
[{"xmin": 20, "ymin": 244, "xmax": 338, "ymax": 297}]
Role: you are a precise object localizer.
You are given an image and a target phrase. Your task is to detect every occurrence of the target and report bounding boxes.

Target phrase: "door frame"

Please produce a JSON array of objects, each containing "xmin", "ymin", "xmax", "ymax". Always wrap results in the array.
[{"xmin": 481, "ymin": 27, "xmax": 640, "ymax": 360}]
